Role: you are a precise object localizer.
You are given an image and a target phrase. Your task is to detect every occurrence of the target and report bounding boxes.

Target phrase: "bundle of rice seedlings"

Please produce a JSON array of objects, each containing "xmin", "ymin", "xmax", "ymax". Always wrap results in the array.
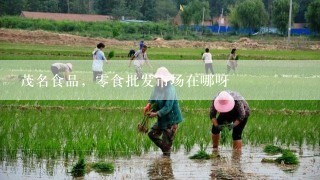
[
  {"xmin": 189, "ymin": 150, "xmax": 211, "ymax": 160},
  {"xmin": 138, "ymin": 103, "xmax": 157, "ymax": 133},
  {"xmin": 263, "ymin": 145, "xmax": 283, "ymax": 155},
  {"xmin": 220, "ymin": 126, "xmax": 232, "ymax": 145},
  {"xmin": 71, "ymin": 158, "xmax": 86, "ymax": 177},
  {"xmin": 91, "ymin": 162, "xmax": 114, "ymax": 173},
  {"xmin": 275, "ymin": 150, "xmax": 299, "ymax": 165}
]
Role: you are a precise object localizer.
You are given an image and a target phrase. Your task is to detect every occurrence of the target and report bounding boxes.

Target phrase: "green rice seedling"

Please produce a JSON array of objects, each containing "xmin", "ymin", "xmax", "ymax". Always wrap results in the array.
[
  {"xmin": 189, "ymin": 150, "xmax": 211, "ymax": 160},
  {"xmin": 91, "ymin": 162, "xmax": 115, "ymax": 173},
  {"xmin": 220, "ymin": 127, "xmax": 232, "ymax": 145},
  {"xmin": 138, "ymin": 103, "xmax": 157, "ymax": 133},
  {"xmin": 71, "ymin": 158, "xmax": 86, "ymax": 177},
  {"xmin": 108, "ymin": 51, "xmax": 115, "ymax": 59},
  {"xmin": 263, "ymin": 145, "xmax": 283, "ymax": 155},
  {"xmin": 275, "ymin": 150, "xmax": 299, "ymax": 165}
]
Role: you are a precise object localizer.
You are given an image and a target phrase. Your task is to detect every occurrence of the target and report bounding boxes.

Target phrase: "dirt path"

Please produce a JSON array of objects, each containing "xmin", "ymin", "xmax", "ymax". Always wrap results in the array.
[{"xmin": 1, "ymin": 28, "xmax": 319, "ymax": 50}]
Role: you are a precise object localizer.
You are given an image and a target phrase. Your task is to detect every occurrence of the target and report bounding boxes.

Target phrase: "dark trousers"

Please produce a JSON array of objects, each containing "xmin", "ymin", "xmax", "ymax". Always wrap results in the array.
[
  {"xmin": 148, "ymin": 124, "xmax": 178, "ymax": 152},
  {"xmin": 212, "ymin": 117, "xmax": 248, "ymax": 141},
  {"xmin": 93, "ymin": 71, "xmax": 102, "ymax": 82},
  {"xmin": 51, "ymin": 66, "xmax": 62, "ymax": 78},
  {"xmin": 205, "ymin": 63, "xmax": 214, "ymax": 74}
]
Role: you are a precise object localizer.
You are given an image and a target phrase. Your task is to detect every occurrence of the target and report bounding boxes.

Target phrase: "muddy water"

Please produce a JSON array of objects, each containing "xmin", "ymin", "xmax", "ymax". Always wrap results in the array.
[{"xmin": 0, "ymin": 146, "xmax": 319, "ymax": 179}]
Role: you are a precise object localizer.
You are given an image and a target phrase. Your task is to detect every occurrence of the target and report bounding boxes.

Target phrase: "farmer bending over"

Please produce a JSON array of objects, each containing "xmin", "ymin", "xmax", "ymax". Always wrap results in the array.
[
  {"xmin": 51, "ymin": 63, "xmax": 73, "ymax": 81},
  {"xmin": 210, "ymin": 90, "xmax": 250, "ymax": 151},
  {"xmin": 146, "ymin": 67, "xmax": 183, "ymax": 157}
]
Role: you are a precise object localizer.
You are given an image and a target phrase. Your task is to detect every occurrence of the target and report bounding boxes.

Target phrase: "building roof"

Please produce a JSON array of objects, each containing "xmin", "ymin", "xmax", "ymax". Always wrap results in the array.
[{"xmin": 20, "ymin": 11, "xmax": 113, "ymax": 22}]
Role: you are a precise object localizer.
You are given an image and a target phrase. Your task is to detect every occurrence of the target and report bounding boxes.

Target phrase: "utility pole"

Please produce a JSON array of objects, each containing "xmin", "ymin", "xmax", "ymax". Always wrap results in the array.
[
  {"xmin": 202, "ymin": 7, "xmax": 205, "ymax": 26},
  {"xmin": 288, "ymin": 0, "xmax": 292, "ymax": 44},
  {"xmin": 67, "ymin": 0, "xmax": 70, "ymax": 14},
  {"xmin": 218, "ymin": 8, "xmax": 224, "ymax": 34}
]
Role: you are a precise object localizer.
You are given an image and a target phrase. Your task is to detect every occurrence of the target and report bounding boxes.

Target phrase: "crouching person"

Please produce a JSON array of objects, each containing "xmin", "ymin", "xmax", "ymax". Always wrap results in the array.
[
  {"xmin": 210, "ymin": 90, "xmax": 250, "ymax": 151},
  {"xmin": 51, "ymin": 63, "xmax": 73, "ymax": 81},
  {"xmin": 145, "ymin": 67, "xmax": 183, "ymax": 157}
]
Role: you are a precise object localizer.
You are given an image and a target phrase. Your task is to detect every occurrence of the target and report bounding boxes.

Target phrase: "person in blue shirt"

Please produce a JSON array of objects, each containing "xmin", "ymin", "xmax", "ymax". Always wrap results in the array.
[
  {"xmin": 92, "ymin": 43, "xmax": 108, "ymax": 81},
  {"xmin": 139, "ymin": 41, "xmax": 144, "ymax": 50},
  {"xmin": 145, "ymin": 67, "xmax": 183, "ymax": 157}
]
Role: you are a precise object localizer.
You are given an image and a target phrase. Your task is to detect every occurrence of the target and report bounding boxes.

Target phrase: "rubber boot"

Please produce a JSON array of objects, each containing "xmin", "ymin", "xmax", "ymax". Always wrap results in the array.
[
  {"xmin": 233, "ymin": 140, "xmax": 242, "ymax": 151},
  {"xmin": 212, "ymin": 134, "xmax": 220, "ymax": 151}
]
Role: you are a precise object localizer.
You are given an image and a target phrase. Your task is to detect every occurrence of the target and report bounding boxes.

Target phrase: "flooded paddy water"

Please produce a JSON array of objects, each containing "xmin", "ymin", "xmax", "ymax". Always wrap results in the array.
[{"xmin": 0, "ymin": 145, "xmax": 319, "ymax": 179}]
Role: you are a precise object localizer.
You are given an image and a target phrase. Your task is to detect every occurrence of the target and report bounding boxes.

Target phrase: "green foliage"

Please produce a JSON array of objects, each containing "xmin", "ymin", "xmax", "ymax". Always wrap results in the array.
[
  {"xmin": 91, "ymin": 162, "xmax": 115, "ymax": 173},
  {"xmin": 230, "ymin": 0, "xmax": 268, "ymax": 33},
  {"xmin": 209, "ymin": 0, "xmax": 237, "ymax": 17},
  {"xmin": 220, "ymin": 127, "xmax": 232, "ymax": 145},
  {"xmin": 189, "ymin": 150, "xmax": 211, "ymax": 160},
  {"xmin": 71, "ymin": 158, "xmax": 86, "ymax": 177},
  {"xmin": 275, "ymin": 150, "xmax": 299, "ymax": 165},
  {"xmin": 305, "ymin": 0, "xmax": 320, "ymax": 34},
  {"xmin": 181, "ymin": 0, "xmax": 211, "ymax": 25},
  {"xmin": 0, "ymin": 16, "xmax": 181, "ymax": 40},
  {"xmin": 107, "ymin": 51, "xmax": 115, "ymax": 59},
  {"xmin": 263, "ymin": 145, "xmax": 283, "ymax": 154},
  {"xmin": 272, "ymin": 0, "xmax": 299, "ymax": 35}
]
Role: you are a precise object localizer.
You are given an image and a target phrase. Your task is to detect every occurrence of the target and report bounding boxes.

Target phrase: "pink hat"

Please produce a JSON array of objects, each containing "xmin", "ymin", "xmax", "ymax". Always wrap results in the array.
[
  {"xmin": 214, "ymin": 91, "xmax": 235, "ymax": 113},
  {"xmin": 154, "ymin": 67, "xmax": 174, "ymax": 83}
]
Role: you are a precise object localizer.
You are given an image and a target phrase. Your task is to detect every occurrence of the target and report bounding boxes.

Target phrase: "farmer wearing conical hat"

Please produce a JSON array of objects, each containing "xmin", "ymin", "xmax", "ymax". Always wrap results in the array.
[
  {"xmin": 146, "ymin": 67, "xmax": 183, "ymax": 157},
  {"xmin": 210, "ymin": 90, "xmax": 250, "ymax": 151},
  {"xmin": 51, "ymin": 62, "xmax": 73, "ymax": 81}
]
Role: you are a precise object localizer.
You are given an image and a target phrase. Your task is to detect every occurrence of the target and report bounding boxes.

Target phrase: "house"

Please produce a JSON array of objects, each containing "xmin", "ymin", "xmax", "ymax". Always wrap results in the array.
[{"xmin": 20, "ymin": 11, "xmax": 113, "ymax": 22}]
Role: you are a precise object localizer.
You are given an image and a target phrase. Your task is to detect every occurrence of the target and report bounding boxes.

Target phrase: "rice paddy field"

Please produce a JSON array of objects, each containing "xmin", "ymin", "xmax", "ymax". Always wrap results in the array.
[{"xmin": 0, "ymin": 40, "xmax": 320, "ymax": 179}]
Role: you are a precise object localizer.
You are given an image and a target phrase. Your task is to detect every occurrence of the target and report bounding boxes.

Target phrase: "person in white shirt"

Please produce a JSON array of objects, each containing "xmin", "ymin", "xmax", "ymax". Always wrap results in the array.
[
  {"xmin": 92, "ymin": 43, "xmax": 108, "ymax": 81},
  {"xmin": 202, "ymin": 48, "xmax": 214, "ymax": 74},
  {"xmin": 129, "ymin": 45, "xmax": 152, "ymax": 80}
]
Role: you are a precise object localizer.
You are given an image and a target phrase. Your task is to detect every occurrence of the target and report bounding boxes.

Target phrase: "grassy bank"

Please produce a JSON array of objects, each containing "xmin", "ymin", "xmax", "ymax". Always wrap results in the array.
[{"xmin": 1, "ymin": 42, "xmax": 320, "ymax": 60}]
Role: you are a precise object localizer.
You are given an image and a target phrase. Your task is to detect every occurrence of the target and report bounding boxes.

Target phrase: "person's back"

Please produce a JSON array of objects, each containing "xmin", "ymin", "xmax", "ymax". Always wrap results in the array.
[
  {"xmin": 52, "ymin": 63, "xmax": 69, "ymax": 72},
  {"xmin": 133, "ymin": 50, "xmax": 148, "ymax": 66},
  {"xmin": 202, "ymin": 52, "xmax": 213, "ymax": 64},
  {"xmin": 149, "ymin": 83, "xmax": 183, "ymax": 128}
]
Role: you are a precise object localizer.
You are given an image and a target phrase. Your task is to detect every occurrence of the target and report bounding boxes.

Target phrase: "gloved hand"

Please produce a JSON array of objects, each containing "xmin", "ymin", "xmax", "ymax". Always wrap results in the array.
[
  {"xmin": 144, "ymin": 103, "xmax": 151, "ymax": 115},
  {"xmin": 227, "ymin": 123, "xmax": 235, "ymax": 130}
]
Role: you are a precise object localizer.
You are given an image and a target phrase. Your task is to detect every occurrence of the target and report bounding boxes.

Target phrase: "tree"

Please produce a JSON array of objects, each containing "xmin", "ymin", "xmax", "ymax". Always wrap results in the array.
[
  {"xmin": 0, "ymin": 0, "xmax": 24, "ymax": 15},
  {"xmin": 58, "ymin": 0, "xmax": 69, "ymax": 13},
  {"xmin": 112, "ymin": 0, "xmax": 143, "ymax": 19},
  {"xmin": 95, "ymin": 0, "xmax": 117, "ymax": 15},
  {"xmin": 272, "ymin": 0, "xmax": 298, "ymax": 35},
  {"xmin": 180, "ymin": 0, "xmax": 210, "ymax": 25},
  {"xmin": 154, "ymin": 0, "xmax": 178, "ymax": 21},
  {"xmin": 141, "ymin": 0, "xmax": 156, "ymax": 21},
  {"xmin": 305, "ymin": 0, "xmax": 320, "ymax": 34},
  {"xmin": 209, "ymin": 0, "xmax": 237, "ymax": 17},
  {"xmin": 229, "ymin": 0, "xmax": 268, "ymax": 34}
]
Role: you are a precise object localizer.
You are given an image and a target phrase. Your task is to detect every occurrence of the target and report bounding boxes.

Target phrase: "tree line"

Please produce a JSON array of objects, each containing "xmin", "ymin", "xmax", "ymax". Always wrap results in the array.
[{"xmin": 0, "ymin": 0, "xmax": 319, "ymax": 34}]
